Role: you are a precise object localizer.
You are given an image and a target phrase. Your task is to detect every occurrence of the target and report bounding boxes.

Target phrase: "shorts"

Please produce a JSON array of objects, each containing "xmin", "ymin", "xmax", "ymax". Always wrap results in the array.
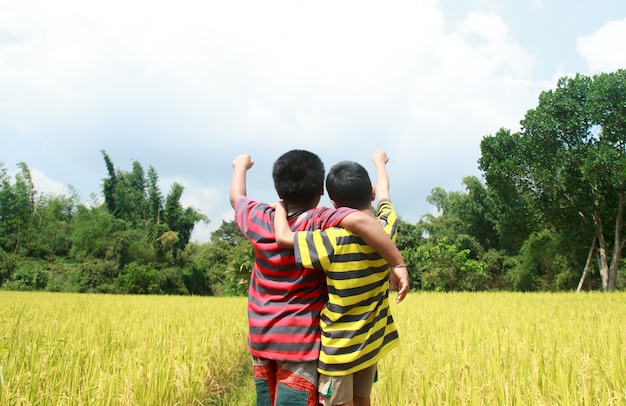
[
  {"xmin": 252, "ymin": 356, "xmax": 319, "ymax": 406},
  {"xmin": 318, "ymin": 364, "xmax": 378, "ymax": 406}
]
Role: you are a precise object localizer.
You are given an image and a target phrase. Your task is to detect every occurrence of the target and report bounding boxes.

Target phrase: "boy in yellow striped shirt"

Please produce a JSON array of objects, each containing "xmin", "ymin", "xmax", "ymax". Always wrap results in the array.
[{"xmin": 275, "ymin": 149, "xmax": 408, "ymax": 406}]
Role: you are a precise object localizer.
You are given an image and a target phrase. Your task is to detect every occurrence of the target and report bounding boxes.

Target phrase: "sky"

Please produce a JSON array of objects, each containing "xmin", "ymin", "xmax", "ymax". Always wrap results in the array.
[{"xmin": 2, "ymin": 0, "xmax": 626, "ymax": 243}]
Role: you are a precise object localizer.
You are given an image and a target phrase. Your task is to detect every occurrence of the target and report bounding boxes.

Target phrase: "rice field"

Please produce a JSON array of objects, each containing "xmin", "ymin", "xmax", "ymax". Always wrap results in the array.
[
  {"xmin": 375, "ymin": 292, "xmax": 626, "ymax": 405},
  {"xmin": 0, "ymin": 292, "xmax": 249, "ymax": 405},
  {"xmin": 1, "ymin": 291, "xmax": 625, "ymax": 405}
]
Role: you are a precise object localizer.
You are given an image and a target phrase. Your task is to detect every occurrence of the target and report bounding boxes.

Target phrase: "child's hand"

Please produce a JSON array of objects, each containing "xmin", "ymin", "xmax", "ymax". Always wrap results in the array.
[
  {"xmin": 389, "ymin": 265, "xmax": 409, "ymax": 303},
  {"xmin": 273, "ymin": 201, "xmax": 294, "ymax": 248},
  {"xmin": 372, "ymin": 149, "xmax": 389, "ymax": 166},
  {"xmin": 270, "ymin": 201, "xmax": 285, "ymax": 211},
  {"xmin": 232, "ymin": 154, "xmax": 254, "ymax": 170}
]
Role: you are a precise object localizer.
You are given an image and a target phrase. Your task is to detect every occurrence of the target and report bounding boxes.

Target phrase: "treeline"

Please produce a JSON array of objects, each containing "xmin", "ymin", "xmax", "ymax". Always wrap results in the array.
[
  {"xmin": 1, "ymin": 70, "xmax": 625, "ymax": 294},
  {"xmin": 408, "ymin": 70, "xmax": 626, "ymax": 292},
  {"xmin": 0, "ymin": 151, "xmax": 251, "ymax": 295}
]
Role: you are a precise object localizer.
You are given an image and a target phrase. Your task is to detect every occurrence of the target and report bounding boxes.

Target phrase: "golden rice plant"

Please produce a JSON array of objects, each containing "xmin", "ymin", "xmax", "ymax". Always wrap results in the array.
[
  {"xmin": 0, "ymin": 292, "xmax": 248, "ymax": 405},
  {"xmin": 374, "ymin": 292, "xmax": 626, "ymax": 405},
  {"xmin": 3, "ymin": 291, "xmax": 626, "ymax": 405}
]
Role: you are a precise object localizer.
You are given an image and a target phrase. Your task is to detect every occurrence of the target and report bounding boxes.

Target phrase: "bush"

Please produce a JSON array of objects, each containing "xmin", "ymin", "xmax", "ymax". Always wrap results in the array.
[
  {"xmin": 3, "ymin": 262, "xmax": 49, "ymax": 291},
  {"xmin": 115, "ymin": 262, "xmax": 166, "ymax": 294}
]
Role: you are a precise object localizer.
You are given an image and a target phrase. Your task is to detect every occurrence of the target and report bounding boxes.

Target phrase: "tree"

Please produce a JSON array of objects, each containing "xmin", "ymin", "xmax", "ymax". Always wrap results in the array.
[
  {"xmin": 146, "ymin": 166, "xmax": 165, "ymax": 242},
  {"xmin": 0, "ymin": 162, "xmax": 36, "ymax": 255},
  {"xmin": 26, "ymin": 191, "xmax": 77, "ymax": 258},
  {"xmin": 479, "ymin": 129, "xmax": 538, "ymax": 254},
  {"xmin": 163, "ymin": 183, "xmax": 208, "ymax": 254},
  {"xmin": 101, "ymin": 151, "xmax": 147, "ymax": 223},
  {"xmin": 414, "ymin": 239, "xmax": 488, "ymax": 292},
  {"xmin": 115, "ymin": 262, "xmax": 166, "ymax": 294},
  {"xmin": 506, "ymin": 229, "xmax": 575, "ymax": 291},
  {"xmin": 419, "ymin": 177, "xmax": 499, "ymax": 259},
  {"xmin": 99, "ymin": 152, "xmax": 207, "ymax": 260},
  {"xmin": 203, "ymin": 220, "xmax": 253, "ymax": 295},
  {"xmin": 480, "ymin": 70, "xmax": 626, "ymax": 291}
]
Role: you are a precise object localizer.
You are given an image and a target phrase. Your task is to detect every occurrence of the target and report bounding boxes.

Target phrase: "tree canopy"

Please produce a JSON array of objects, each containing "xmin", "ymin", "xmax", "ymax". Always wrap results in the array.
[{"xmin": 480, "ymin": 70, "xmax": 626, "ymax": 291}]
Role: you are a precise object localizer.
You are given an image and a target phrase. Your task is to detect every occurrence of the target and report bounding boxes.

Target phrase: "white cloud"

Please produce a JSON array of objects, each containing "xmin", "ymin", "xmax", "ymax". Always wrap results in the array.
[
  {"xmin": 577, "ymin": 18, "xmax": 626, "ymax": 73},
  {"xmin": 30, "ymin": 168, "xmax": 68, "ymax": 196},
  {"xmin": 5, "ymin": 0, "xmax": 619, "ymax": 242}
]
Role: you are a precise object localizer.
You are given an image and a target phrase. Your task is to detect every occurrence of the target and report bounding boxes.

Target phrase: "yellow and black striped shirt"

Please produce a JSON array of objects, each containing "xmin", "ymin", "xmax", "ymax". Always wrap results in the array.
[{"xmin": 294, "ymin": 199, "xmax": 399, "ymax": 376}]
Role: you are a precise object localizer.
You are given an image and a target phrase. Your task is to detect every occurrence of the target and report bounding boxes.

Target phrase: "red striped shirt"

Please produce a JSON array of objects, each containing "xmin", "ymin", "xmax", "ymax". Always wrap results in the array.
[{"xmin": 235, "ymin": 197, "xmax": 353, "ymax": 361}]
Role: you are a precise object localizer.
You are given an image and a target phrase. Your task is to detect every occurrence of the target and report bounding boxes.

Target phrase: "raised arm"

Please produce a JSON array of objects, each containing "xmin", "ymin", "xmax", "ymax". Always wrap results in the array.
[
  {"xmin": 372, "ymin": 149, "xmax": 390, "ymax": 200},
  {"xmin": 229, "ymin": 154, "xmax": 254, "ymax": 209},
  {"xmin": 369, "ymin": 150, "xmax": 410, "ymax": 301}
]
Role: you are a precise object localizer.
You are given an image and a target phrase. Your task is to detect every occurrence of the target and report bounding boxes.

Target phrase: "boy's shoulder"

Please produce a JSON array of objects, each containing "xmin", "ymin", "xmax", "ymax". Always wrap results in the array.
[
  {"xmin": 236, "ymin": 196, "xmax": 269, "ymax": 210},
  {"xmin": 234, "ymin": 197, "xmax": 273, "ymax": 224}
]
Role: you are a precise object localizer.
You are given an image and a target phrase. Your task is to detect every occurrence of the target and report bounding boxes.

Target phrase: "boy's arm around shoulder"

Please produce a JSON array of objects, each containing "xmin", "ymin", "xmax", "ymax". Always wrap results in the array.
[
  {"xmin": 340, "ymin": 211, "xmax": 409, "ymax": 302},
  {"xmin": 275, "ymin": 202, "xmax": 410, "ymax": 302},
  {"xmin": 274, "ymin": 201, "xmax": 295, "ymax": 248},
  {"xmin": 229, "ymin": 154, "xmax": 254, "ymax": 209}
]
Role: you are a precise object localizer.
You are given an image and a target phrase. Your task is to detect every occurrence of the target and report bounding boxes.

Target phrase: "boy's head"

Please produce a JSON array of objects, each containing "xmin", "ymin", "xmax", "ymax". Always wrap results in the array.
[
  {"xmin": 273, "ymin": 150, "xmax": 325, "ymax": 207},
  {"xmin": 326, "ymin": 161, "xmax": 374, "ymax": 210}
]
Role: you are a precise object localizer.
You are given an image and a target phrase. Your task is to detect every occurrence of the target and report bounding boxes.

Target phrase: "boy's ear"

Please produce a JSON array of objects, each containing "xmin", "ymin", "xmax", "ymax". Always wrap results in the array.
[
  {"xmin": 330, "ymin": 200, "xmax": 339, "ymax": 209},
  {"xmin": 371, "ymin": 186, "xmax": 376, "ymax": 202}
]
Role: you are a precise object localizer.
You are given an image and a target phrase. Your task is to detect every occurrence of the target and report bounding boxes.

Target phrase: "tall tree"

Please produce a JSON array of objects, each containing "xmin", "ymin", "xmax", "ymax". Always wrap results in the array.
[
  {"xmin": 164, "ymin": 182, "xmax": 207, "ymax": 253},
  {"xmin": 146, "ymin": 166, "xmax": 163, "ymax": 226},
  {"xmin": 480, "ymin": 70, "xmax": 626, "ymax": 291},
  {"xmin": 479, "ymin": 129, "xmax": 538, "ymax": 254},
  {"xmin": 101, "ymin": 151, "xmax": 148, "ymax": 223},
  {"xmin": 0, "ymin": 162, "xmax": 36, "ymax": 254},
  {"xmin": 101, "ymin": 150, "xmax": 118, "ymax": 215},
  {"xmin": 419, "ymin": 176, "xmax": 499, "ymax": 258}
]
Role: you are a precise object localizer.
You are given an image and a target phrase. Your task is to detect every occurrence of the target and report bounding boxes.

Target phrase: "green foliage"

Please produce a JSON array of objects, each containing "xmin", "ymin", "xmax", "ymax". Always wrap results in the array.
[
  {"xmin": 76, "ymin": 259, "xmax": 120, "ymax": 293},
  {"xmin": 480, "ymin": 249, "xmax": 515, "ymax": 290},
  {"xmin": 413, "ymin": 239, "xmax": 488, "ymax": 292},
  {"xmin": 2, "ymin": 261, "xmax": 49, "ymax": 291},
  {"xmin": 203, "ymin": 220, "xmax": 253, "ymax": 296},
  {"xmin": 0, "ymin": 162, "xmax": 36, "ymax": 254},
  {"xmin": 71, "ymin": 205, "xmax": 125, "ymax": 261},
  {"xmin": 479, "ymin": 129, "xmax": 539, "ymax": 254},
  {"xmin": 99, "ymin": 151, "xmax": 208, "ymax": 260},
  {"xmin": 0, "ymin": 251, "xmax": 18, "ymax": 286},
  {"xmin": 481, "ymin": 70, "xmax": 626, "ymax": 291},
  {"xmin": 394, "ymin": 218, "xmax": 424, "ymax": 290},
  {"xmin": 163, "ymin": 183, "xmax": 208, "ymax": 253},
  {"xmin": 45, "ymin": 260, "xmax": 82, "ymax": 293},
  {"xmin": 506, "ymin": 229, "xmax": 576, "ymax": 292},
  {"xmin": 395, "ymin": 218, "xmax": 425, "ymax": 251},
  {"xmin": 419, "ymin": 176, "xmax": 499, "ymax": 260},
  {"xmin": 115, "ymin": 262, "xmax": 166, "ymax": 294}
]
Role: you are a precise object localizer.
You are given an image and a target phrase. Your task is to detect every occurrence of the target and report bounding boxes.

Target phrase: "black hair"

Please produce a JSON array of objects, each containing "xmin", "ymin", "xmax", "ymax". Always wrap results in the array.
[
  {"xmin": 272, "ymin": 150, "xmax": 325, "ymax": 204},
  {"xmin": 325, "ymin": 161, "xmax": 372, "ymax": 209}
]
